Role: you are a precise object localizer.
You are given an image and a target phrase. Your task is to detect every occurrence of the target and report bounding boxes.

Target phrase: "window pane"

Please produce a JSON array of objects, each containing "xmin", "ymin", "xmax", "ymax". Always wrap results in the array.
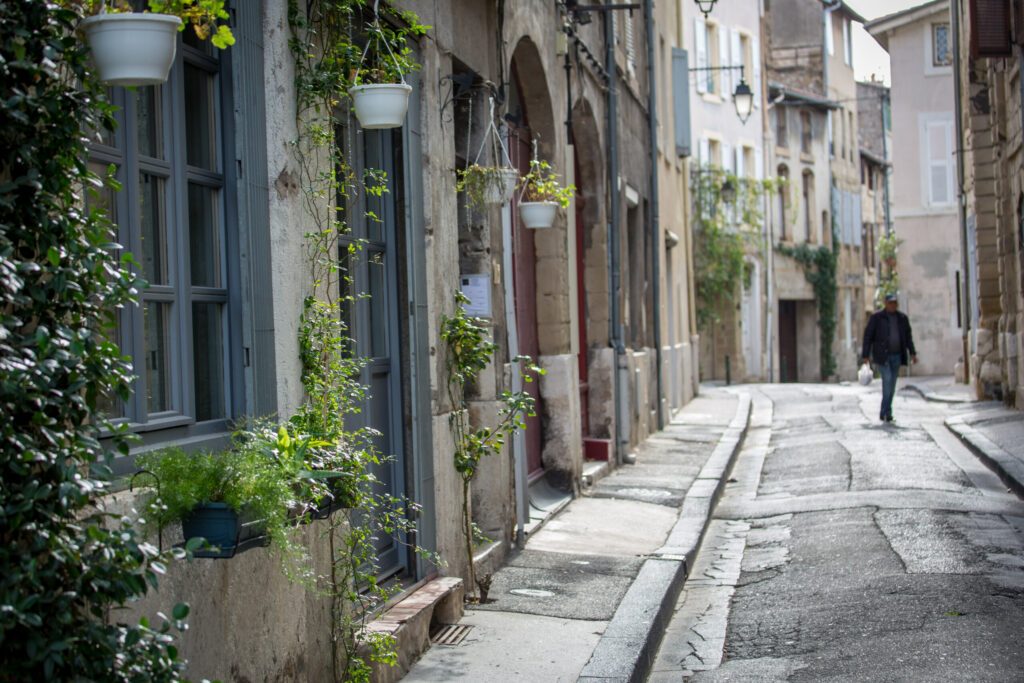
[
  {"xmin": 94, "ymin": 317, "xmax": 124, "ymax": 419},
  {"xmin": 86, "ymin": 161, "xmax": 118, "ymax": 223},
  {"xmin": 931, "ymin": 165, "xmax": 949, "ymax": 204},
  {"xmin": 192, "ymin": 302, "xmax": 225, "ymax": 421},
  {"xmin": 368, "ymin": 252, "xmax": 387, "ymax": 358},
  {"xmin": 139, "ymin": 173, "xmax": 168, "ymax": 284},
  {"xmin": 136, "ymin": 86, "xmax": 163, "ymax": 159},
  {"xmin": 144, "ymin": 302, "xmax": 172, "ymax": 414},
  {"xmin": 188, "ymin": 183, "xmax": 222, "ymax": 287},
  {"xmin": 184, "ymin": 64, "xmax": 217, "ymax": 170}
]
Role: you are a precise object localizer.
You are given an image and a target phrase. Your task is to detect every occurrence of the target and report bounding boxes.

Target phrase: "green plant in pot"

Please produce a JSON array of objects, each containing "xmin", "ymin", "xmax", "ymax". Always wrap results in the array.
[
  {"xmin": 457, "ymin": 164, "xmax": 520, "ymax": 210},
  {"xmin": 137, "ymin": 448, "xmax": 250, "ymax": 558},
  {"xmin": 72, "ymin": 0, "xmax": 235, "ymax": 87},
  {"xmin": 517, "ymin": 159, "xmax": 574, "ymax": 229},
  {"xmin": 347, "ymin": 8, "xmax": 429, "ymax": 129}
]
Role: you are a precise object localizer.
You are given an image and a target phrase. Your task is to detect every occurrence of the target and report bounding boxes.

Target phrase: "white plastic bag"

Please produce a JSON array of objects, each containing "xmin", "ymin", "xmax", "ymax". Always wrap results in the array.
[{"xmin": 858, "ymin": 362, "xmax": 873, "ymax": 386}]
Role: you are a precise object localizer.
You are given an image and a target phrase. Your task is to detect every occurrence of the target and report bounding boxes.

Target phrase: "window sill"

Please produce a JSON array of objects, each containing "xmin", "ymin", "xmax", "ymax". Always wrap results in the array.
[
  {"xmin": 800, "ymin": 152, "xmax": 815, "ymax": 163},
  {"xmin": 702, "ymin": 93, "xmax": 723, "ymax": 105},
  {"xmin": 775, "ymin": 146, "xmax": 790, "ymax": 157}
]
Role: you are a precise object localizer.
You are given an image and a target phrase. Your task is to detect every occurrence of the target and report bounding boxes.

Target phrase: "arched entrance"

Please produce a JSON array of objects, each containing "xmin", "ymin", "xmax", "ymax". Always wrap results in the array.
[
  {"xmin": 508, "ymin": 39, "xmax": 555, "ymax": 478},
  {"xmin": 571, "ymin": 98, "xmax": 609, "ymax": 452}
]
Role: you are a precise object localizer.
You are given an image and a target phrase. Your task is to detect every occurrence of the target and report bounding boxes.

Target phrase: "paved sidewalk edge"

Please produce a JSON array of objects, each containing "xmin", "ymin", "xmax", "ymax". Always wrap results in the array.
[
  {"xmin": 901, "ymin": 382, "xmax": 969, "ymax": 404},
  {"xmin": 945, "ymin": 416, "xmax": 1024, "ymax": 498},
  {"xmin": 577, "ymin": 391, "xmax": 753, "ymax": 683}
]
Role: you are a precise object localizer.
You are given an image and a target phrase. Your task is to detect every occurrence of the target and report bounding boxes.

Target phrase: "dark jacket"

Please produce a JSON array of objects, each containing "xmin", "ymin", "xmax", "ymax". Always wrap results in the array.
[{"xmin": 862, "ymin": 309, "xmax": 916, "ymax": 365}]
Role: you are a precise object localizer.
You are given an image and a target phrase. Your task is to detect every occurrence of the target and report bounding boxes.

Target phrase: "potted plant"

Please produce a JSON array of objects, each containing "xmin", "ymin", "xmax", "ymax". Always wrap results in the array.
[
  {"xmin": 75, "ymin": 0, "xmax": 234, "ymax": 87},
  {"xmin": 137, "ymin": 448, "xmax": 249, "ymax": 558},
  {"xmin": 517, "ymin": 159, "xmax": 575, "ymax": 229},
  {"xmin": 347, "ymin": 12, "xmax": 427, "ymax": 129},
  {"xmin": 456, "ymin": 164, "xmax": 520, "ymax": 210}
]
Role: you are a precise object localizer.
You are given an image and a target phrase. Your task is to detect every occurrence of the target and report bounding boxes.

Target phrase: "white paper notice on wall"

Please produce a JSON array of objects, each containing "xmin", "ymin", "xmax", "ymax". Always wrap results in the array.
[{"xmin": 460, "ymin": 274, "xmax": 492, "ymax": 318}]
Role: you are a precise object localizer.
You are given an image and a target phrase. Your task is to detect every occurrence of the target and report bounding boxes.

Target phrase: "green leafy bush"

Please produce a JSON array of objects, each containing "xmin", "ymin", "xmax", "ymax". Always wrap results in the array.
[
  {"xmin": 0, "ymin": 2, "xmax": 188, "ymax": 678},
  {"xmin": 518, "ymin": 159, "xmax": 575, "ymax": 207}
]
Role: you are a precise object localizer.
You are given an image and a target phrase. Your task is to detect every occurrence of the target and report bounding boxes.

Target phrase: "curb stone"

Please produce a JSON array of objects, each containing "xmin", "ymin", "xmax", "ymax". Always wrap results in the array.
[
  {"xmin": 945, "ymin": 416, "xmax": 1024, "ymax": 498},
  {"xmin": 901, "ymin": 382, "xmax": 970, "ymax": 404},
  {"xmin": 577, "ymin": 391, "xmax": 753, "ymax": 683}
]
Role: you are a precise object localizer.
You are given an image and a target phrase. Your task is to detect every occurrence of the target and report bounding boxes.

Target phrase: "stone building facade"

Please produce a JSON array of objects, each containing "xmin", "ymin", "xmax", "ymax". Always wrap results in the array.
[
  {"xmin": 951, "ymin": 0, "xmax": 1024, "ymax": 403},
  {"xmin": 866, "ymin": 0, "xmax": 963, "ymax": 378},
  {"xmin": 764, "ymin": 0, "xmax": 869, "ymax": 382},
  {"xmin": 93, "ymin": 1, "xmax": 698, "ymax": 679}
]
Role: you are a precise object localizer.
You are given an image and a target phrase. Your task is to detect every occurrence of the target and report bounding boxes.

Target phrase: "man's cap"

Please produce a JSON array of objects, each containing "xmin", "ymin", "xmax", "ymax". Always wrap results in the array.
[{"xmin": 884, "ymin": 293, "xmax": 898, "ymax": 302}]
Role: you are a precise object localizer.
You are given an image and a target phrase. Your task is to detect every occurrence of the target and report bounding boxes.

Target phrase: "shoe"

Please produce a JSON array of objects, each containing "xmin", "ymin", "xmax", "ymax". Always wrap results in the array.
[{"xmin": 884, "ymin": 415, "xmax": 894, "ymax": 423}]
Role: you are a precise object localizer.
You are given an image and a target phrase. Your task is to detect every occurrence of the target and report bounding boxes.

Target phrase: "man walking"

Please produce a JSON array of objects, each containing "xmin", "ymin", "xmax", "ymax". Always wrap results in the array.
[{"xmin": 862, "ymin": 293, "xmax": 917, "ymax": 422}]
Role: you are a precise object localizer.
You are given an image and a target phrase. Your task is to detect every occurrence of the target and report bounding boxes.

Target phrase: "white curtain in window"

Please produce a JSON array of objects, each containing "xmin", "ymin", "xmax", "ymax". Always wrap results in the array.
[
  {"xmin": 719, "ymin": 24, "xmax": 730, "ymax": 99},
  {"xmin": 752, "ymin": 34, "xmax": 761, "ymax": 109},
  {"xmin": 926, "ymin": 119, "xmax": 954, "ymax": 206},
  {"xmin": 695, "ymin": 18, "xmax": 708, "ymax": 94}
]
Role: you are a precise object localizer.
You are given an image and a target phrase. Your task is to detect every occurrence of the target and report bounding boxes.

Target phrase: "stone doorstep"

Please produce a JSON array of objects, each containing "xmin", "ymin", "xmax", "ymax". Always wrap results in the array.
[{"xmin": 361, "ymin": 576, "xmax": 464, "ymax": 683}]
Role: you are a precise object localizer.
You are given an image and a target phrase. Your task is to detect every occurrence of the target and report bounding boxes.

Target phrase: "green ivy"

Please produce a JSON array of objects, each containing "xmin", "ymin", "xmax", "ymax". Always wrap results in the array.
[
  {"xmin": 692, "ymin": 165, "xmax": 774, "ymax": 330},
  {"xmin": 0, "ymin": 2, "xmax": 189, "ymax": 679},
  {"xmin": 875, "ymin": 231, "xmax": 901, "ymax": 307},
  {"xmin": 288, "ymin": 2, "xmax": 434, "ymax": 680},
  {"xmin": 776, "ymin": 241, "xmax": 839, "ymax": 380},
  {"xmin": 440, "ymin": 293, "xmax": 540, "ymax": 600}
]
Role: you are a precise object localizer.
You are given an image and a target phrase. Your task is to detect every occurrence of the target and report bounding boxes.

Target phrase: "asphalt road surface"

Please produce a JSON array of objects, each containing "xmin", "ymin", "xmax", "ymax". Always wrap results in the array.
[{"xmin": 649, "ymin": 383, "xmax": 1024, "ymax": 682}]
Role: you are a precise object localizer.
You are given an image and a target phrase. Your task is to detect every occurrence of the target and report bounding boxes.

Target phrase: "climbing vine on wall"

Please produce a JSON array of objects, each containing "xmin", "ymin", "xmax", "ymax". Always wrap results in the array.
[
  {"xmin": 287, "ymin": 2, "xmax": 430, "ymax": 681},
  {"xmin": 692, "ymin": 165, "xmax": 775, "ymax": 330},
  {"xmin": 875, "ymin": 231, "xmax": 901, "ymax": 307},
  {"xmin": 777, "ymin": 241, "xmax": 839, "ymax": 380}
]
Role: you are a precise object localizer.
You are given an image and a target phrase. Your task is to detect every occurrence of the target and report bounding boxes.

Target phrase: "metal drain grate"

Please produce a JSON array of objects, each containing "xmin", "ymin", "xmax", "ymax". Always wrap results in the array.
[{"xmin": 430, "ymin": 623, "xmax": 473, "ymax": 646}]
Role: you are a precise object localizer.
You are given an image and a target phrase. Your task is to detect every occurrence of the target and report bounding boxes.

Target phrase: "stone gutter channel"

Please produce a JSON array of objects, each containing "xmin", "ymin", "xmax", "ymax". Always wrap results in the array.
[{"xmin": 578, "ymin": 390, "xmax": 752, "ymax": 683}]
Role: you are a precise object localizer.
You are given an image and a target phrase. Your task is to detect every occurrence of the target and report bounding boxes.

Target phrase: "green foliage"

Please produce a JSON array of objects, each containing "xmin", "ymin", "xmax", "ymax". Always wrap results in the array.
[
  {"xmin": 692, "ymin": 165, "xmax": 773, "ymax": 329},
  {"xmin": 441, "ymin": 292, "xmax": 540, "ymax": 600},
  {"xmin": 456, "ymin": 164, "xmax": 517, "ymax": 211},
  {"xmin": 0, "ymin": 2, "xmax": 189, "ymax": 678},
  {"xmin": 875, "ymin": 231, "xmax": 901, "ymax": 307},
  {"xmin": 288, "ymin": 2, "xmax": 434, "ymax": 679},
  {"xmin": 72, "ymin": 0, "xmax": 235, "ymax": 48},
  {"xmin": 518, "ymin": 159, "xmax": 575, "ymax": 207},
  {"xmin": 777, "ymin": 242, "xmax": 839, "ymax": 380}
]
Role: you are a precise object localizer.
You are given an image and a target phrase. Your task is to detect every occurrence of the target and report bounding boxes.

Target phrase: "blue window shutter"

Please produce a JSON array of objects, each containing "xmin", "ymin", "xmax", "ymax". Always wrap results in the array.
[{"xmin": 672, "ymin": 48, "xmax": 692, "ymax": 158}]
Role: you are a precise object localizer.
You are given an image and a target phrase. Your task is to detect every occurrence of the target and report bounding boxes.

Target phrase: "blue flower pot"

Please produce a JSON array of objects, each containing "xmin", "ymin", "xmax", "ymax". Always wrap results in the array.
[{"xmin": 181, "ymin": 502, "xmax": 240, "ymax": 558}]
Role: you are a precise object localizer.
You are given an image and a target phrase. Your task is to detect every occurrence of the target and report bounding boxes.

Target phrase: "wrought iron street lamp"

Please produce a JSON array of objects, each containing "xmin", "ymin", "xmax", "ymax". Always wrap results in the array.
[
  {"xmin": 733, "ymin": 78, "xmax": 754, "ymax": 124},
  {"xmin": 688, "ymin": 65, "xmax": 757, "ymax": 124},
  {"xmin": 694, "ymin": 0, "xmax": 718, "ymax": 18}
]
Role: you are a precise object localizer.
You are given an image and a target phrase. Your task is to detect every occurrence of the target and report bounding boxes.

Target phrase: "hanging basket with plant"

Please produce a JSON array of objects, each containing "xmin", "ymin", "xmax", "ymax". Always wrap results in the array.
[
  {"xmin": 75, "ymin": 0, "xmax": 234, "ymax": 87},
  {"xmin": 517, "ymin": 158, "xmax": 574, "ymax": 229},
  {"xmin": 348, "ymin": 1, "xmax": 427, "ymax": 129},
  {"xmin": 456, "ymin": 96, "xmax": 520, "ymax": 209}
]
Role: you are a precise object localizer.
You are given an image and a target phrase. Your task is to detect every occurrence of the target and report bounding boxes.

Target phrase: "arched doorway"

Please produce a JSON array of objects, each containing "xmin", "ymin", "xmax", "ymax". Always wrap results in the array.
[{"xmin": 508, "ymin": 41, "xmax": 554, "ymax": 479}]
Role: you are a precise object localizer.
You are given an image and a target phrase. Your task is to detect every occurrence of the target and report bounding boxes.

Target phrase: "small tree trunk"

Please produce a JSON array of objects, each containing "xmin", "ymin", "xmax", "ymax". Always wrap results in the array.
[{"xmin": 462, "ymin": 477, "xmax": 477, "ymax": 600}]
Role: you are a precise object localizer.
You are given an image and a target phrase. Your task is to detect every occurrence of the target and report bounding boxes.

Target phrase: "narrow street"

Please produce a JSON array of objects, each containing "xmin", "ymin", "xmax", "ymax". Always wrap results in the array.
[{"xmin": 650, "ymin": 384, "xmax": 1024, "ymax": 681}]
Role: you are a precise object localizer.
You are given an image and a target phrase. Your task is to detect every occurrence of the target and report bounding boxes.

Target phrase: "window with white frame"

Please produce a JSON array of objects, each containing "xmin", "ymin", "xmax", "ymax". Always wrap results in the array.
[
  {"xmin": 923, "ymin": 115, "xmax": 955, "ymax": 207},
  {"xmin": 933, "ymin": 23, "xmax": 952, "ymax": 66},
  {"xmin": 87, "ymin": 30, "xmax": 238, "ymax": 442},
  {"xmin": 694, "ymin": 18, "xmax": 720, "ymax": 95}
]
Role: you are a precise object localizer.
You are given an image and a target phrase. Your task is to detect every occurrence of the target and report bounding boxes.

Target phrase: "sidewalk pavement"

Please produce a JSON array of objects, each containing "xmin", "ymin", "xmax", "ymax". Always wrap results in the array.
[
  {"xmin": 900, "ymin": 374, "xmax": 1024, "ymax": 498},
  {"xmin": 946, "ymin": 403, "xmax": 1024, "ymax": 498},
  {"xmin": 901, "ymin": 374, "xmax": 976, "ymax": 404},
  {"xmin": 403, "ymin": 386, "xmax": 751, "ymax": 683}
]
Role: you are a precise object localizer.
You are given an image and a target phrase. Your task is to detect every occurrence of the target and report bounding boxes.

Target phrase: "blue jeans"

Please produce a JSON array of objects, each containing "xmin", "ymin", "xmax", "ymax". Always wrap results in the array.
[{"xmin": 878, "ymin": 353, "xmax": 902, "ymax": 419}]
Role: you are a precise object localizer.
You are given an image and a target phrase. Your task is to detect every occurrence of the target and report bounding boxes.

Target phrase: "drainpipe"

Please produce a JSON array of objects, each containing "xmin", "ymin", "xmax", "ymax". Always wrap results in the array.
[
  {"xmin": 605, "ymin": 10, "xmax": 625, "ymax": 461},
  {"xmin": 644, "ymin": 0, "xmax": 664, "ymax": 429},
  {"xmin": 951, "ymin": 0, "xmax": 971, "ymax": 381},
  {"xmin": 881, "ymin": 90, "xmax": 892, "ymax": 236}
]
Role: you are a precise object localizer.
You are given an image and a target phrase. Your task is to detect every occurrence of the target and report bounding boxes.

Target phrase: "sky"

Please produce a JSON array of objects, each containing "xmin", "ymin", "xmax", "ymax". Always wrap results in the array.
[{"xmin": 850, "ymin": 0, "xmax": 933, "ymax": 84}]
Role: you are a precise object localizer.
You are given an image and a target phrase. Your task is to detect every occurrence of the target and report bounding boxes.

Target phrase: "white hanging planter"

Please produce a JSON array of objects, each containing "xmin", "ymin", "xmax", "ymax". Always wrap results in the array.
[
  {"xmin": 485, "ymin": 167, "xmax": 521, "ymax": 205},
  {"xmin": 81, "ymin": 13, "xmax": 182, "ymax": 87},
  {"xmin": 519, "ymin": 201, "xmax": 559, "ymax": 229},
  {"xmin": 349, "ymin": 84, "xmax": 413, "ymax": 129}
]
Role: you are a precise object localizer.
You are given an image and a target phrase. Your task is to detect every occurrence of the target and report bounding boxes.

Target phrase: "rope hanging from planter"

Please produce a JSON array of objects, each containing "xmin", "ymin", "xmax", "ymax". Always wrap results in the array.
[
  {"xmin": 355, "ymin": 0, "xmax": 407, "ymax": 85},
  {"xmin": 472, "ymin": 97, "xmax": 513, "ymax": 168}
]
